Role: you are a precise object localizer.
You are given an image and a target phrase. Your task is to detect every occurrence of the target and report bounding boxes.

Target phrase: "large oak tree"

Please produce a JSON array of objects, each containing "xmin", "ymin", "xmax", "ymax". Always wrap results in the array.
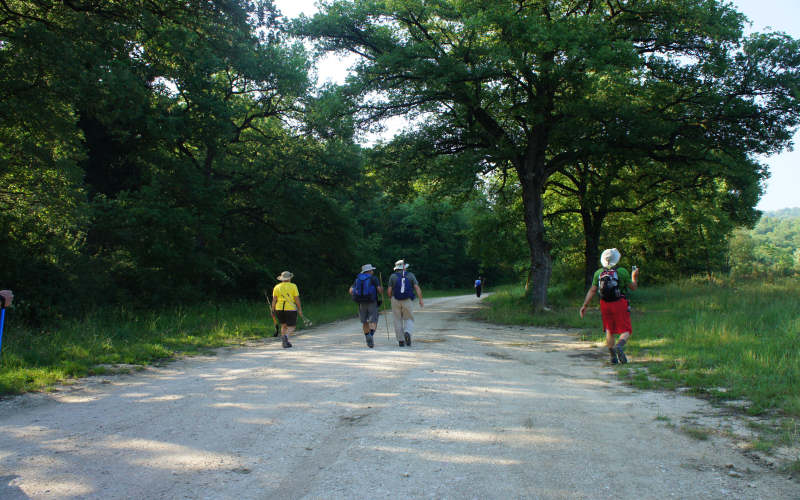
[{"xmin": 299, "ymin": 0, "xmax": 800, "ymax": 308}]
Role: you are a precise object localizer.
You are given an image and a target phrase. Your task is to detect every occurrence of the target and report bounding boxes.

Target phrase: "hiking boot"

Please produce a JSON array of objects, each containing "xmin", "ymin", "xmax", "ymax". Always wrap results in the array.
[
  {"xmin": 615, "ymin": 346, "xmax": 628, "ymax": 364},
  {"xmin": 366, "ymin": 333, "xmax": 374, "ymax": 348},
  {"xmin": 404, "ymin": 332, "xmax": 411, "ymax": 347},
  {"xmin": 282, "ymin": 335, "xmax": 292, "ymax": 348},
  {"xmin": 398, "ymin": 341, "xmax": 405, "ymax": 347},
  {"xmin": 609, "ymin": 348, "xmax": 618, "ymax": 364}
]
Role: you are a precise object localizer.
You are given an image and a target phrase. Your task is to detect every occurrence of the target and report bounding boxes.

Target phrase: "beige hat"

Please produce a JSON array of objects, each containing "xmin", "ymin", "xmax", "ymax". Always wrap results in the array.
[
  {"xmin": 393, "ymin": 259, "xmax": 409, "ymax": 271},
  {"xmin": 600, "ymin": 248, "xmax": 621, "ymax": 268},
  {"xmin": 361, "ymin": 264, "xmax": 376, "ymax": 273},
  {"xmin": 276, "ymin": 271, "xmax": 294, "ymax": 281}
]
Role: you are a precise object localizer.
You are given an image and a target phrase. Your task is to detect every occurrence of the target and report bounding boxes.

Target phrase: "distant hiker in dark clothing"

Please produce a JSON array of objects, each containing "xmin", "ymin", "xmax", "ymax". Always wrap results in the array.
[
  {"xmin": 349, "ymin": 264, "xmax": 383, "ymax": 348},
  {"xmin": 272, "ymin": 271, "xmax": 306, "ymax": 348},
  {"xmin": 388, "ymin": 260, "xmax": 423, "ymax": 347},
  {"xmin": 475, "ymin": 276, "xmax": 483, "ymax": 298},
  {"xmin": 579, "ymin": 248, "xmax": 639, "ymax": 364}
]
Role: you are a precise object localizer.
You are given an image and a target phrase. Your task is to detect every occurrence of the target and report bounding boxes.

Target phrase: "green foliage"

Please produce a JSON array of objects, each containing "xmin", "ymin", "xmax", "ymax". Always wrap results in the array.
[
  {"xmin": 730, "ymin": 211, "xmax": 800, "ymax": 277},
  {"xmin": 0, "ymin": 0, "xmax": 368, "ymax": 318},
  {"xmin": 346, "ymin": 188, "xmax": 482, "ymax": 288},
  {"xmin": 298, "ymin": 0, "xmax": 800, "ymax": 308}
]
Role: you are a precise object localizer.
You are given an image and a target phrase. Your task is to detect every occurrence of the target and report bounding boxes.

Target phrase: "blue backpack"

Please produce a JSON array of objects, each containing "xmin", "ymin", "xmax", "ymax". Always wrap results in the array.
[
  {"xmin": 352, "ymin": 273, "xmax": 377, "ymax": 303},
  {"xmin": 392, "ymin": 272, "xmax": 415, "ymax": 300}
]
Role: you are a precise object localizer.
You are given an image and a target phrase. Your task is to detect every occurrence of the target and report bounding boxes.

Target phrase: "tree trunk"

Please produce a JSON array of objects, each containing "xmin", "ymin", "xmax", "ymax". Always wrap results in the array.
[
  {"xmin": 519, "ymin": 170, "xmax": 552, "ymax": 311},
  {"xmin": 581, "ymin": 211, "xmax": 604, "ymax": 290}
]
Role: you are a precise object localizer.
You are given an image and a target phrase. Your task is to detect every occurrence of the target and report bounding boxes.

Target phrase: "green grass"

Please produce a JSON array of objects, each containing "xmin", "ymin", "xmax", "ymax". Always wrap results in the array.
[
  {"xmin": 478, "ymin": 277, "xmax": 800, "ymax": 462},
  {"xmin": 478, "ymin": 278, "xmax": 800, "ymax": 419},
  {"xmin": 0, "ymin": 288, "xmax": 469, "ymax": 395},
  {"xmin": 680, "ymin": 425, "xmax": 712, "ymax": 441}
]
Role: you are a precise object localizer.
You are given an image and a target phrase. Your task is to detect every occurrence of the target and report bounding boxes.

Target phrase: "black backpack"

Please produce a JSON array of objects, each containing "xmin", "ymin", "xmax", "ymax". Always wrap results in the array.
[{"xmin": 598, "ymin": 268, "xmax": 622, "ymax": 302}]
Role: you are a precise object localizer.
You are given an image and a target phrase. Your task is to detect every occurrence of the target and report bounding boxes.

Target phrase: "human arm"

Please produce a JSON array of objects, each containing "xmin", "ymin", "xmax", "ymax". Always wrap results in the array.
[
  {"xmin": 579, "ymin": 286, "xmax": 597, "ymax": 318},
  {"xmin": 414, "ymin": 284, "xmax": 423, "ymax": 308},
  {"xmin": 629, "ymin": 267, "xmax": 639, "ymax": 291},
  {"xmin": 294, "ymin": 296, "xmax": 304, "ymax": 317}
]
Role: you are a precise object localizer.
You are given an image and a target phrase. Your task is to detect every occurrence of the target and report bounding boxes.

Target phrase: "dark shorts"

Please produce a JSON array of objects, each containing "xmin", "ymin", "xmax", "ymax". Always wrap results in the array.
[
  {"xmin": 275, "ymin": 309, "xmax": 298, "ymax": 327},
  {"xmin": 358, "ymin": 302, "xmax": 379, "ymax": 324},
  {"xmin": 600, "ymin": 298, "xmax": 632, "ymax": 335}
]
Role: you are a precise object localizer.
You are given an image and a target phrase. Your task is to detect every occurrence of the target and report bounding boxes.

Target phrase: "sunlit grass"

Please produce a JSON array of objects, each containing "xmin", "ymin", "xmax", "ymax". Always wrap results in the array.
[
  {"xmin": 0, "ymin": 288, "xmax": 469, "ymax": 395},
  {"xmin": 479, "ymin": 278, "xmax": 800, "ymax": 419}
]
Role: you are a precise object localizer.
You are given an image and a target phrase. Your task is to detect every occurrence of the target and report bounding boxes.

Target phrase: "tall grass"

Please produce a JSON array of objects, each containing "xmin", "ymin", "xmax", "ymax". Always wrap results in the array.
[
  {"xmin": 478, "ymin": 278, "xmax": 800, "ymax": 418},
  {"xmin": 0, "ymin": 288, "xmax": 468, "ymax": 395}
]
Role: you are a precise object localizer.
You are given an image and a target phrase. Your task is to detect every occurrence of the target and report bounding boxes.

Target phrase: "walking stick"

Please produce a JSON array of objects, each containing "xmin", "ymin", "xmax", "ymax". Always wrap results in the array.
[
  {"xmin": 263, "ymin": 290, "xmax": 280, "ymax": 337},
  {"xmin": 379, "ymin": 272, "xmax": 391, "ymax": 341},
  {"xmin": 0, "ymin": 307, "xmax": 5, "ymax": 355}
]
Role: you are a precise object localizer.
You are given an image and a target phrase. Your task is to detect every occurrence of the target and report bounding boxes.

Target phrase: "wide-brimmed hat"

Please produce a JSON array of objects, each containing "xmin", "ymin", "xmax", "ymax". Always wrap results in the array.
[
  {"xmin": 276, "ymin": 271, "xmax": 294, "ymax": 281},
  {"xmin": 600, "ymin": 248, "xmax": 621, "ymax": 268},
  {"xmin": 361, "ymin": 264, "xmax": 376, "ymax": 273},
  {"xmin": 393, "ymin": 259, "xmax": 409, "ymax": 271}
]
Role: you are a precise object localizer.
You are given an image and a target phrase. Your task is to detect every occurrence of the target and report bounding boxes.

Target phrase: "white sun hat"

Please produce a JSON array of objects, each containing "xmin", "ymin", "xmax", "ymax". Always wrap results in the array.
[
  {"xmin": 361, "ymin": 264, "xmax": 376, "ymax": 272},
  {"xmin": 600, "ymin": 248, "xmax": 621, "ymax": 268},
  {"xmin": 393, "ymin": 259, "xmax": 409, "ymax": 271},
  {"xmin": 276, "ymin": 271, "xmax": 294, "ymax": 281}
]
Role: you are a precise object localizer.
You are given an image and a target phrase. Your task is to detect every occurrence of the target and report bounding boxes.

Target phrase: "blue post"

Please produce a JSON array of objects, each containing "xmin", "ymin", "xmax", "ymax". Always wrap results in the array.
[{"xmin": 0, "ymin": 308, "xmax": 5, "ymax": 355}]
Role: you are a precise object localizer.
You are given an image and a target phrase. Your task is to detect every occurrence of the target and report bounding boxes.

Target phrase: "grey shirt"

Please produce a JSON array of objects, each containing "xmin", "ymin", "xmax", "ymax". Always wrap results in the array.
[{"xmin": 388, "ymin": 271, "xmax": 419, "ymax": 296}]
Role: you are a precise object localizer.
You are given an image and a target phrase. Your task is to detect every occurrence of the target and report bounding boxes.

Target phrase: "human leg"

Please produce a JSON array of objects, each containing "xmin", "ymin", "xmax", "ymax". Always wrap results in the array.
[
  {"xmin": 398, "ymin": 300, "xmax": 415, "ymax": 346},
  {"xmin": 615, "ymin": 332, "xmax": 630, "ymax": 363},
  {"xmin": 276, "ymin": 310, "xmax": 297, "ymax": 348},
  {"xmin": 391, "ymin": 297, "xmax": 405, "ymax": 343},
  {"xmin": 605, "ymin": 331, "xmax": 618, "ymax": 364},
  {"xmin": 601, "ymin": 299, "xmax": 632, "ymax": 363}
]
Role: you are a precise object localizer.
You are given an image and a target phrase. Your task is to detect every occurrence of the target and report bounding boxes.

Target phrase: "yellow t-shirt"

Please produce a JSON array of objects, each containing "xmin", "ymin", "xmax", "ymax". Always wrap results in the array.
[{"xmin": 273, "ymin": 282, "xmax": 299, "ymax": 311}]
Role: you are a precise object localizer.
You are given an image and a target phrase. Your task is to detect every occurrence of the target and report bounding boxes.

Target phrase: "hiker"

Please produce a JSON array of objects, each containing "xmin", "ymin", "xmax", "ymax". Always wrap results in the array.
[
  {"xmin": 349, "ymin": 264, "xmax": 383, "ymax": 348},
  {"xmin": 387, "ymin": 260, "xmax": 423, "ymax": 347},
  {"xmin": 0, "ymin": 290, "xmax": 12, "ymax": 308},
  {"xmin": 579, "ymin": 248, "xmax": 639, "ymax": 364},
  {"xmin": 272, "ymin": 271, "xmax": 306, "ymax": 348},
  {"xmin": 475, "ymin": 276, "xmax": 483, "ymax": 298}
]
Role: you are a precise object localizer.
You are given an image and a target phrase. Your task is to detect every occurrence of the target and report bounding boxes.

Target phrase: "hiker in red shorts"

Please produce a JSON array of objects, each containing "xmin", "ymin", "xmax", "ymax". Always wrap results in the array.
[{"xmin": 579, "ymin": 248, "xmax": 640, "ymax": 364}]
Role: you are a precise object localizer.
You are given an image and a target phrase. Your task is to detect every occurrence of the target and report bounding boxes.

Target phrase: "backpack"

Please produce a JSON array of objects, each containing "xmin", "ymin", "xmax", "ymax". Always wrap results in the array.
[
  {"xmin": 598, "ymin": 268, "xmax": 622, "ymax": 302},
  {"xmin": 352, "ymin": 273, "xmax": 377, "ymax": 303},
  {"xmin": 392, "ymin": 272, "xmax": 415, "ymax": 300}
]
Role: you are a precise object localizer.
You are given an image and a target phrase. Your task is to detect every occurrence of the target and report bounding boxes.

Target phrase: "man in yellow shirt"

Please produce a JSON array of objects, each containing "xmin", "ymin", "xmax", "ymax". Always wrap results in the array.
[{"xmin": 272, "ymin": 271, "xmax": 305, "ymax": 348}]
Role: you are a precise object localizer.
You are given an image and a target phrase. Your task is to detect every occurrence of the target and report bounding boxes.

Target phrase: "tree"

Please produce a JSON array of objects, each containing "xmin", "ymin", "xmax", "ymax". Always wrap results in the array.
[
  {"xmin": 298, "ymin": 0, "xmax": 800, "ymax": 309},
  {"xmin": 1, "ymin": 0, "xmax": 365, "ymax": 316}
]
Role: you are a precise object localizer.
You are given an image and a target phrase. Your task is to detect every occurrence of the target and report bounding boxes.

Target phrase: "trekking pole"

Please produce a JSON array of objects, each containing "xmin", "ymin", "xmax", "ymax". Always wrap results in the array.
[
  {"xmin": 379, "ymin": 272, "xmax": 390, "ymax": 341},
  {"xmin": 0, "ymin": 306, "xmax": 6, "ymax": 355},
  {"xmin": 263, "ymin": 290, "xmax": 280, "ymax": 337}
]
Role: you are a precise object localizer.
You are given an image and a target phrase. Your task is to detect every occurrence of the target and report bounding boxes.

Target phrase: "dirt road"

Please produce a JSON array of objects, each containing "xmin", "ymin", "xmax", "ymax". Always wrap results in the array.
[{"xmin": 0, "ymin": 295, "xmax": 796, "ymax": 499}]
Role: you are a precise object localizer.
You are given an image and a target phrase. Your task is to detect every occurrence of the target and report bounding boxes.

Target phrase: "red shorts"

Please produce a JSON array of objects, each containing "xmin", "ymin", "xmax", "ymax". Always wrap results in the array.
[{"xmin": 600, "ymin": 298, "xmax": 632, "ymax": 335}]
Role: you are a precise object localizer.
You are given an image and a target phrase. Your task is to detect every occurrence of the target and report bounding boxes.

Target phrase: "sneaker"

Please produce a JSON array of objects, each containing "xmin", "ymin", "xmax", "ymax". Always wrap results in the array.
[
  {"xmin": 615, "ymin": 347, "xmax": 628, "ymax": 364},
  {"xmin": 282, "ymin": 335, "xmax": 292, "ymax": 348},
  {"xmin": 398, "ymin": 341, "xmax": 405, "ymax": 347},
  {"xmin": 404, "ymin": 332, "xmax": 411, "ymax": 347},
  {"xmin": 366, "ymin": 333, "xmax": 374, "ymax": 348}
]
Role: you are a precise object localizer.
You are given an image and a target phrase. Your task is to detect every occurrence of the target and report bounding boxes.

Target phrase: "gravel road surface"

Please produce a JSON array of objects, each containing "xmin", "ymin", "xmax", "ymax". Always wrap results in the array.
[{"xmin": 0, "ymin": 295, "xmax": 796, "ymax": 499}]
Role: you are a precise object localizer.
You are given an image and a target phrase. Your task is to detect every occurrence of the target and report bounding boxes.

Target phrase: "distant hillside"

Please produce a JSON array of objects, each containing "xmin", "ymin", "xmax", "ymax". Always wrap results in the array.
[{"xmin": 764, "ymin": 207, "xmax": 800, "ymax": 219}]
